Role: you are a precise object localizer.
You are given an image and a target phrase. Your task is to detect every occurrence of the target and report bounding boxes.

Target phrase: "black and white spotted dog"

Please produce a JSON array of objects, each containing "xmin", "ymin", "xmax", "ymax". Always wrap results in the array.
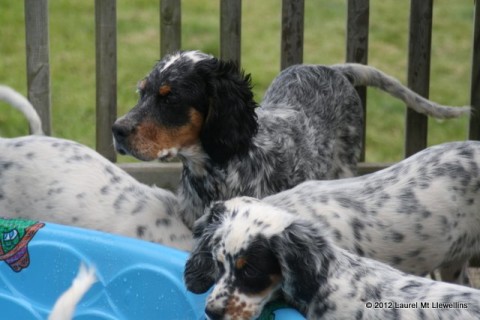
[
  {"xmin": 112, "ymin": 50, "xmax": 469, "ymax": 229},
  {"xmin": 0, "ymin": 85, "xmax": 192, "ymax": 250},
  {"xmin": 185, "ymin": 198, "xmax": 480, "ymax": 320},
  {"xmin": 257, "ymin": 141, "xmax": 480, "ymax": 285}
]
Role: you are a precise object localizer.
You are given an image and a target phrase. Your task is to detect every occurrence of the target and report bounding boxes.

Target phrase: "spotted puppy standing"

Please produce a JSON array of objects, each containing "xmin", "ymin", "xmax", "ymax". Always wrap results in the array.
[
  {"xmin": 0, "ymin": 85, "xmax": 192, "ymax": 250},
  {"xmin": 112, "ymin": 50, "xmax": 469, "ymax": 228},
  {"xmin": 185, "ymin": 198, "xmax": 480, "ymax": 320},
  {"xmin": 257, "ymin": 141, "xmax": 480, "ymax": 285}
]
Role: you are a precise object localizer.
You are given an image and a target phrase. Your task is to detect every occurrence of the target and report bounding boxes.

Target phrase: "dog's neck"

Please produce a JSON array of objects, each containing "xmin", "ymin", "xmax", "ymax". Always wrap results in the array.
[
  {"xmin": 282, "ymin": 237, "xmax": 349, "ymax": 316},
  {"xmin": 288, "ymin": 241, "xmax": 391, "ymax": 318},
  {"xmin": 177, "ymin": 143, "xmax": 210, "ymax": 176},
  {"xmin": 178, "ymin": 155, "xmax": 228, "ymax": 229},
  {"xmin": 177, "ymin": 141, "xmax": 293, "ymax": 229}
]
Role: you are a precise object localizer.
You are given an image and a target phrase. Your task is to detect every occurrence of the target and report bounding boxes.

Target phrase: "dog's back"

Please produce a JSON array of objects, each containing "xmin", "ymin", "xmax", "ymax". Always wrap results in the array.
[
  {"xmin": 263, "ymin": 141, "xmax": 480, "ymax": 280},
  {"xmin": 0, "ymin": 135, "xmax": 192, "ymax": 249},
  {"xmin": 261, "ymin": 65, "xmax": 364, "ymax": 179},
  {"xmin": 260, "ymin": 62, "xmax": 470, "ymax": 182},
  {"xmin": 314, "ymin": 244, "xmax": 480, "ymax": 320}
]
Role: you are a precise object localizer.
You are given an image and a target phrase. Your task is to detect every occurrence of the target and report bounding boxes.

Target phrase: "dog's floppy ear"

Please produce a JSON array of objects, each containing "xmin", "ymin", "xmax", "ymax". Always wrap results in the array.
[
  {"xmin": 184, "ymin": 232, "xmax": 216, "ymax": 294},
  {"xmin": 196, "ymin": 58, "xmax": 259, "ymax": 165},
  {"xmin": 270, "ymin": 221, "xmax": 333, "ymax": 306},
  {"xmin": 184, "ymin": 202, "xmax": 227, "ymax": 293}
]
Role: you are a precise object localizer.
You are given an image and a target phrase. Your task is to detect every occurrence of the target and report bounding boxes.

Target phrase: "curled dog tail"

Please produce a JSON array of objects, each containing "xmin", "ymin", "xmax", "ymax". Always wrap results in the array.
[
  {"xmin": 48, "ymin": 264, "xmax": 97, "ymax": 320},
  {"xmin": 0, "ymin": 85, "xmax": 44, "ymax": 135},
  {"xmin": 332, "ymin": 63, "xmax": 470, "ymax": 119}
]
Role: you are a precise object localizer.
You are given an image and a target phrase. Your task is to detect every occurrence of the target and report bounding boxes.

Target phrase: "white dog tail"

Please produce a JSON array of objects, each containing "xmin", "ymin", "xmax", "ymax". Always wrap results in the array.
[
  {"xmin": 48, "ymin": 264, "xmax": 97, "ymax": 320},
  {"xmin": 332, "ymin": 63, "xmax": 470, "ymax": 119},
  {"xmin": 0, "ymin": 85, "xmax": 44, "ymax": 135}
]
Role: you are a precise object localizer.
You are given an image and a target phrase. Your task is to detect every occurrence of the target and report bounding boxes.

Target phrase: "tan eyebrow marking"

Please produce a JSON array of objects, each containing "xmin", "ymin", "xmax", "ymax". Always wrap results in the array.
[
  {"xmin": 159, "ymin": 84, "xmax": 171, "ymax": 96},
  {"xmin": 235, "ymin": 257, "xmax": 247, "ymax": 270}
]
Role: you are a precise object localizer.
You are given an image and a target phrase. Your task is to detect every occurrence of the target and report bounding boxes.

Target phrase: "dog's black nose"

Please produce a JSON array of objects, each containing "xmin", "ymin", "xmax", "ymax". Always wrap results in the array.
[
  {"xmin": 205, "ymin": 308, "xmax": 224, "ymax": 320},
  {"xmin": 112, "ymin": 121, "xmax": 133, "ymax": 140}
]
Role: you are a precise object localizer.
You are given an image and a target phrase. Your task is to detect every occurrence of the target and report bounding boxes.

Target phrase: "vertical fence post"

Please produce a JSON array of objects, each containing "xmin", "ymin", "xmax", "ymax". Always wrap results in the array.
[
  {"xmin": 25, "ymin": 0, "xmax": 51, "ymax": 135},
  {"xmin": 160, "ymin": 0, "xmax": 181, "ymax": 57},
  {"xmin": 220, "ymin": 0, "xmax": 242, "ymax": 67},
  {"xmin": 95, "ymin": 0, "xmax": 117, "ymax": 162},
  {"xmin": 404, "ymin": 0, "xmax": 432, "ymax": 157},
  {"xmin": 346, "ymin": 0, "xmax": 369, "ymax": 162},
  {"xmin": 281, "ymin": 0, "xmax": 304, "ymax": 70},
  {"xmin": 469, "ymin": 1, "xmax": 480, "ymax": 140}
]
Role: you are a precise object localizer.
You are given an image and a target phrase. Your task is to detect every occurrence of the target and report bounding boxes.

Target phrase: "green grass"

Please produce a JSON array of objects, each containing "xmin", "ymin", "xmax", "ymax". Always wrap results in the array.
[{"xmin": 0, "ymin": 0, "xmax": 475, "ymax": 163}]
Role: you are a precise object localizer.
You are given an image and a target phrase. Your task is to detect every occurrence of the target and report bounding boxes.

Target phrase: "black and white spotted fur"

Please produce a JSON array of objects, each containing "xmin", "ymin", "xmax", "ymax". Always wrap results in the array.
[
  {"xmin": 112, "ymin": 50, "xmax": 469, "ymax": 229},
  {"xmin": 0, "ymin": 85, "xmax": 192, "ymax": 250},
  {"xmin": 258, "ymin": 141, "xmax": 480, "ymax": 285},
  {"xmin": 185, "ymin": 198, "xmax": 480, "ymax": 320}
]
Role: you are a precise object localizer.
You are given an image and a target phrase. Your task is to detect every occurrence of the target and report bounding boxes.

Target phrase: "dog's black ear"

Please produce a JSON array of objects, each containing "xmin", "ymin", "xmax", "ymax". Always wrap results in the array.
[
  {"xmin": 270, "ymin": 221, "xmax": 334, "ymax": 306},
  {"xmin": 196, "ymin": 58, "xmax": 259, "ymax": 165},
  {"xmin": 184, "ymin": 202, "xmax": 227, "ymax": 293},
  {"xmin": 184, "ymin": 235, "xmax": 216, "ymax": 294}
]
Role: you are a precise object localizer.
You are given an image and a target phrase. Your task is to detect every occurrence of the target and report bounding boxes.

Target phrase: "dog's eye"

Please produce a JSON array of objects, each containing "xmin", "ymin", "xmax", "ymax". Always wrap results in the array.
[
  {"xmin": 241, "ymin": 264, "xmax": 261, "ymax": 279},
  {"xmin": 234, "ymin": 257, "xmax": 261, "ymax": 279},
  {"xmin": 235, "ymin": 263, "xmax": 274, "ymax": 294}
]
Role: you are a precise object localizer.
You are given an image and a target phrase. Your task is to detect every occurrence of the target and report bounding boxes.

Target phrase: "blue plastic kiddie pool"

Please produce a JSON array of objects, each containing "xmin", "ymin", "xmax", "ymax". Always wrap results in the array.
[{"xmin": 0, "ymin": 218, "xmax": 305, "ymax": 319}]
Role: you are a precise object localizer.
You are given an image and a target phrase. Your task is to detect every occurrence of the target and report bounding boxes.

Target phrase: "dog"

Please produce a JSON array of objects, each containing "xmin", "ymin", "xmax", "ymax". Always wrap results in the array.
[
  {"xmin": 184, "ymin": 198, "xmax": 480, "ymax": 320},
  {"xmin": 0, "ymin": 85, "xmax": 192, "ymax": 250},
  {"xmin": 112, "ymin": 50, "xmax": 470, "ymax": 229},
  {"xmin": 257, "ymin": 140, "xmax": 480, "ymax": 285}
]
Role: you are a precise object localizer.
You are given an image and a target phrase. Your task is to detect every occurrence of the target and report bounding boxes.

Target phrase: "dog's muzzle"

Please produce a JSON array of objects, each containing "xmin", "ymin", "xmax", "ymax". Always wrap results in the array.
[{"xmin": 112, "ymin": 118, "xmax": 135, "ymax": 155}]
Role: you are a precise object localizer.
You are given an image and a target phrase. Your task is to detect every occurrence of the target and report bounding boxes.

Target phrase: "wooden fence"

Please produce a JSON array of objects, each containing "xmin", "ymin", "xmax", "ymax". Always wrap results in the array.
[{"xmin": 23, "ymin": 0, "xmax": 479, "ymax": 188}]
